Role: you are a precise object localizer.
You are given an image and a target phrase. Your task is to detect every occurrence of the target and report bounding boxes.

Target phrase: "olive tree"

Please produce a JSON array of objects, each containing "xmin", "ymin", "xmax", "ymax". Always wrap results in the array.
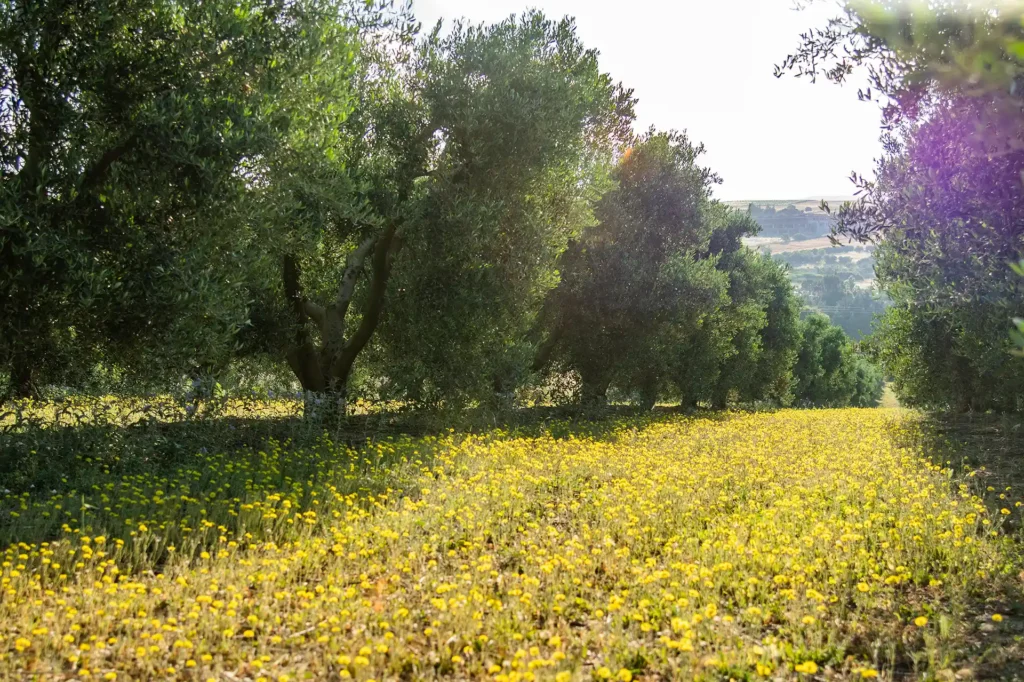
[
  {"xmin": 779, "ymin": 1, "xmax": 1024, "ymax": 411},
  {"xmin": 0, "ymin": 0, "xmax": 362, "ymax": 398},
  {"xmin": 793, "ymin": 313, "xmax": 883, "ymax": 407},
  {"xmin": 534, "ymin": 132, "xmax": 804, "ymax": 410},
  {"xmin": 262, "ymin": 11, "xmax": 634, "ymax": 411},
  {"xmin": 532, "ymin": 130, "xmax": 721, "ymax": 406}
]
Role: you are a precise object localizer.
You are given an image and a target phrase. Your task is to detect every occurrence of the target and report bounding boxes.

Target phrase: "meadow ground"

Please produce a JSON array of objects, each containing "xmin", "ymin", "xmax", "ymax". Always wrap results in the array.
[
  {"xmin": 1, "ymin": 407, "xmax": 1022, "ymax": 681},
  {"xmin": 879, "ymin": 386, "xmax": 900, "ymax": 410}
]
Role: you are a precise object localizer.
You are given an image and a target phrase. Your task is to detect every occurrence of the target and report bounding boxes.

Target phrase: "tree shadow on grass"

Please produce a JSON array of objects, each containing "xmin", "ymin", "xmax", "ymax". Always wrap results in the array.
[
  {"xmin": 0, "ymin": 400, "xmax": 722, "ymax": 558},
  {"xmin": 889, "ymin": 412, "xmax": 1024, "ymax": 680},
  {"xmin": 0, "ymin": 401, "xmax": 720, "ymax": 497}
]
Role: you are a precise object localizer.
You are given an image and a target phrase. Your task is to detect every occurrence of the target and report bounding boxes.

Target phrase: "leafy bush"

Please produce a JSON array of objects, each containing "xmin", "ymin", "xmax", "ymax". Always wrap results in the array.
[{"xmin": 793, "ymin": 313, "xmax": 883, "ymax": 407}]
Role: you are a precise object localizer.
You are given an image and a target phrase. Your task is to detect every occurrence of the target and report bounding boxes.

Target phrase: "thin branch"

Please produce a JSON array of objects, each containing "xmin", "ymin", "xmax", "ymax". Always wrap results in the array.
[
  {"xmin": 336, "ymin": 234, "xmax": 378, "ymax": 317},
  {"xmin": 330, "ymin": 221, "xmax": 399, "ymax": 383},
  {"xmin": 77, "ymin": 134, "xmax": 136, "ymax": 196}
]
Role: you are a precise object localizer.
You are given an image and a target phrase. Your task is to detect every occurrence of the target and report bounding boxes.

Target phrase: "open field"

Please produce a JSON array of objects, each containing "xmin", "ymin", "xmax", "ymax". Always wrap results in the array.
[
  {"xmin": 742, "ymin": 237, "xmax": 872, "ymax": 256},
  {"xmin": 760, "ymin": 238, "xmax": 839, "ymax": 254},
  {"xmin": 723, "ymin": 199, "xmax": 855, "ymax": 214},
  {"xmin": 2, "ymin": 407, "xmax": 1022, "ymax": 680}
]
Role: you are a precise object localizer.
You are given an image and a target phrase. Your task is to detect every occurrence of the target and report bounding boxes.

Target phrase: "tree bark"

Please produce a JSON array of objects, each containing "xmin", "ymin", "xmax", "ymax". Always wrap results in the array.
[
  {"xmin": 951, "ymin": 353, "xmax": 974, "ymax": 413},
  {"xmin": 328, "ymin": 223, "xmax": 398, "ymax": 387},
  {"xmin": 282, "ymin": 254, "xmax": 326, "ymax": 393},
  {"xmin": 9, "ymin": 356, "xmax": 39, "ymax": 400},
  {"xmin": 531, "ymin": 326, "xmax": 563, "ymax": 373},
  {"xmin": 579, "ymin": 374, "xmax": 610, "ymax": 407},
  {"xmin": 281, "ymin": 222, "xmax": 400, "ymax": 419}
]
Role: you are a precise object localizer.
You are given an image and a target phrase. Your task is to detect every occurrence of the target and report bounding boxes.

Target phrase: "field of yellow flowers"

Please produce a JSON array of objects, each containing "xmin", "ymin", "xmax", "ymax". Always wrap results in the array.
[{"xmin": 1, "ymin": 408, "xmax": 1021, "ymax": 680}]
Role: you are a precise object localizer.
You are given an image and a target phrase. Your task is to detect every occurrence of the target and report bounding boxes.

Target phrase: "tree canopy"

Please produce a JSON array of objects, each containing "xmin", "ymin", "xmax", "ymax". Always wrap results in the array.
[
  {"xmin": 780, "ymin": 1, "xmax": 1024, "ymax": 412},
  {"xmin": 1, "ymin": 1, "xmax": 882, "ymax": 415},
  {"xmin": 0, "ymin": 0, "xmax": 363, "ymax": 397}
]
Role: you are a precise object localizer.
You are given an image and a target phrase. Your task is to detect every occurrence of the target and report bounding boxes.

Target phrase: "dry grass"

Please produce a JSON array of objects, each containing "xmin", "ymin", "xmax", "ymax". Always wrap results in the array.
[{"xmin": 880, "ymin": 385, "xmax": 900, "ymax": 410}]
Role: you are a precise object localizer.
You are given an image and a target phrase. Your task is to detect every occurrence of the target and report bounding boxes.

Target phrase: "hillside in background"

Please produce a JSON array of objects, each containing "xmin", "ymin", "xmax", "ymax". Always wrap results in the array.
[
  {"xmin": 723, "ymin": 197, "xmax": 855, "ymax": 211},
  {"xmin": 732, "ymin": 199, "xmax": 888, "ymax": 340}
]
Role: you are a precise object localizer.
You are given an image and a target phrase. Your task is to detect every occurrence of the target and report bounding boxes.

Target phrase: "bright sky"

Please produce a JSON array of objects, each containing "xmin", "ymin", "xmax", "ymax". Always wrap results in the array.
[{"xmin": 413, "ymin": 0, "xmax": 884, "ymax": 201}]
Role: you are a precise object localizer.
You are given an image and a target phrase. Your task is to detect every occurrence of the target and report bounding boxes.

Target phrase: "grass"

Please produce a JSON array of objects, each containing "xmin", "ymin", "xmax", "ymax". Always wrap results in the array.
[{"xmin": 1, "ymin": 406, "xmax": 1022, "ymax": 680}]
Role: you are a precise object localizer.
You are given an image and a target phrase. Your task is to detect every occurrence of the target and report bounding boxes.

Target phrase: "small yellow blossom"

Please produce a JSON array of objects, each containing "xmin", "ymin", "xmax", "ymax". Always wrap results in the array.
[{"xmin": 795, "ymin": 661, "xmax": 819, "ymax": 674}]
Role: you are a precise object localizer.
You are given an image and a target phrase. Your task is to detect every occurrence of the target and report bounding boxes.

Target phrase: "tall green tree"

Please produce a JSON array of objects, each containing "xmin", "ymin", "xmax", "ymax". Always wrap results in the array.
[
  {"xmin": 710, "ymin": 248, "xmax": 801, "ymax": 407},
  {"xmin": 862, "ymin": 96, "xmax": 1024, "ymax": 411},
  {"xmin": 533, "ymin": 134, "xmax": 805, "ymax": 410},
  {"xmin": 780, "ymin": 1, "xmax": 1024, "ymax": 411},
  {"xmin": 260, "ymin": 11, "xmax": 634, "ymax": 410},
  {"xmin": 532, "ymin": 130, "xmax": 721, "ymax": 405},
  {"xmin": 671, "ymin": 236, "xmax": 800, "ymax": 409},
  {"xmin": 0, "ymin": 0, "xmax": 361, "ymax": 398}
]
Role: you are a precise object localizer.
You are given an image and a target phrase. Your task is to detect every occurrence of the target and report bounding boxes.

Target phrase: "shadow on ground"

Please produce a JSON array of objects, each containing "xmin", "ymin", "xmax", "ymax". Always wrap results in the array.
[
  {"xmin": 0, "ymin": 401, "xmax": 712, "ymax": 497},
  {"xmin": 896, "ymin": 412, "xmax": 1024, "ymax": 680}
]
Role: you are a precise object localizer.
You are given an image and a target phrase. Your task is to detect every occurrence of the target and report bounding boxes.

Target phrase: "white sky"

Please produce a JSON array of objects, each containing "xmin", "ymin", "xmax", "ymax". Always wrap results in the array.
[{"xmin": 413, "ymin": 0, "xmax": 884, "ymax": 201}]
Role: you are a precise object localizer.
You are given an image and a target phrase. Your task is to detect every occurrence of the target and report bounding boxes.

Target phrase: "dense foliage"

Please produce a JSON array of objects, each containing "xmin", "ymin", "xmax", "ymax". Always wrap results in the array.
[
  {"xmin": 240, "ymin": 10, "xmax": 637, "ymax": 411},
  {"xmin": 793, "ymin": 313, "xmax": 883, "ymax": 407},
  {"xmin": 865, "ymin": 97, "xmax": 1024, "ymax": 411},
  {"xmin": 0, "ymin": 0, "xmax": 361, "ymax": 398},
  {"xmin": 695, "ymin": 242, "xmax": 803, "ymax": 408},
  {"xmin": 533, "ymin": 131, "xmax": 727, "ymax": 406},
  {"xmin": 780, "ymin": 1, "xmax": 1024, "ymax": 412},
  {"xmin": 0, "ymin": 0, "xmax": 883, "ymax": 413},
  {"xmin": 532, "ymin": 133, "xmax": 872, "ymax": 409},
  {"xmin": 365, "ymin": 14, "xmax": 634, "ymax": 408},
  {"xmin": 7, "ymin": 3, "xmax": 1024, "ymax": 679}
]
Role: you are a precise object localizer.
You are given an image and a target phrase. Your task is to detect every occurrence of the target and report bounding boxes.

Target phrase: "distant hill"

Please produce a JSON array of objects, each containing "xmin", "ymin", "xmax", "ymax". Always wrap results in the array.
[
  {"xmin": 722, "ymin": 198, "xmax": 855, "ymax": 215},
  {"xmin": 728, "ymin": 197, "xmax": 883, "ymax": 339}
]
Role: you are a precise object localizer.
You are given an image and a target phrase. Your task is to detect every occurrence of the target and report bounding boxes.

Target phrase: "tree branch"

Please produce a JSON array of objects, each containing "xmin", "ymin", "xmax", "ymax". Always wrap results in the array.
[
  {"xmin": 77, "ymin": 134, "xmax": 137, "ymax": 196},
  {"xmin": 330, "ymin": 221, "xmax": 399, "ymax": 384},
  {"xmin": 283, "ymin": 254, "xmax": 305, "ymax": 319},
  {"xmin": 336, "ymin": 234, "xmax": 378, "ymax": 318},
  {"xmin": 283, "ymin": 254, "xmax": 326, "ymax": 330},
  {"xmin": 532, "ymin": 326, "xmax": 563, "ymax": 372},
  {"xmin": 302, "ymin": 299, "xmax": 326, "ymax": 332},
  {"xmin": 282, "ymin": 253, "xmax": 326, "ymax": 391}
]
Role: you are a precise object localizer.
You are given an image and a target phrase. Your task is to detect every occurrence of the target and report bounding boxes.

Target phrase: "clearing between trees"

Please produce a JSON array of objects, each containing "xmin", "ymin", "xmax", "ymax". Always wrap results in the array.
[{"xmin": 2, "ymin": 408, "xmax": 1021, "ymax": 680}]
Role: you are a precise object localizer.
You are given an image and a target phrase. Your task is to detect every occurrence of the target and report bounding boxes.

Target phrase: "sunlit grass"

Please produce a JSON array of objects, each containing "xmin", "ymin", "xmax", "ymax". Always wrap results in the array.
[
  {"xmin": 880, "ymin": 385, "xmax": 900, "ymax": 410},
  {"xmin": 0, "ymin": 395, "xmax": 406, "ymax": 431},
  {"xmin": 1, "ymin": 408, "xmax": 1020, "ymax": 680}
]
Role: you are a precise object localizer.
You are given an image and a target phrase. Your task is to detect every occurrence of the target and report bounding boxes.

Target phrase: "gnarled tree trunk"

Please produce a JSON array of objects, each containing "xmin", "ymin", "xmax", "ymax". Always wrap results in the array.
[
  {"xmin": 282, "ymin": 223, "xmax": 400, "ymax": 420},
  {"xmin": 579, "ymin": 372, "xmax": 611, "ymax": 407},
  {"xmin": 10, "ymin": 360, "xmax": 39, "ymax": 401}
]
